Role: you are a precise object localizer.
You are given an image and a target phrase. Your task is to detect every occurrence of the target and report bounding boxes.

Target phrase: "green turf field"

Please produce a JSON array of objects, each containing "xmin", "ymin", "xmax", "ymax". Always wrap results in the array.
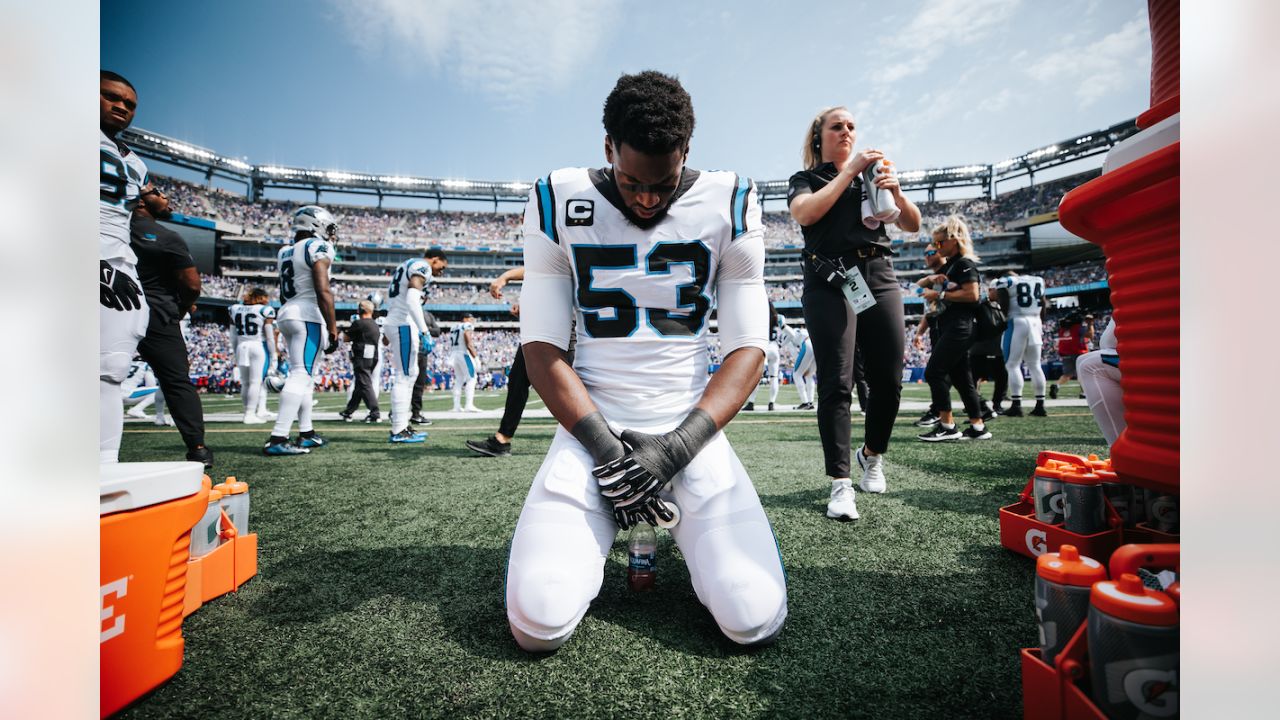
[{"xmin": 119, "ymin": 382, "xmax": 1105, "ymax": 719}]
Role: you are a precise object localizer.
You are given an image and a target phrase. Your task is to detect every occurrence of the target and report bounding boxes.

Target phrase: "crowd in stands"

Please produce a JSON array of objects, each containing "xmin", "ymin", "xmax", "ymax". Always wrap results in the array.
[
  {"xmin": 988, "ymin": 169, "xmax": 1101, "ymax": 225},
  {"xmin": 1038, "ymin": 261, "xmax": 1107, "ymax": 287},
  {"xmin": 155, "ymin": 168, "xmax": 1097, "ymax": 253}
]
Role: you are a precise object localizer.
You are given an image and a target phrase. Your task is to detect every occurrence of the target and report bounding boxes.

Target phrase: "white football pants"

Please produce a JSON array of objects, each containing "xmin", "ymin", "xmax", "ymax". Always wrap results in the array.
[
  {"xmin": 100, "ymin": 261, "xmax": 149, "ymax": 463},
  {"xmin": 384, "ymin": 325, "xmax": 420, "ymax": 434},
  {"xmin": 238, "ymin": 340, "xmax": 268, "ymax": 417},
  {"xmin": 1077, "ymin": 351, "xmax": 1125, "ymax": 446},
  {"xmin": 452, "ymin": 352, "xmax": 477, "ymax": 410},
  {"xmin": 1003, "ymin": 316, "xmax": 1047, "ymax": 399},
  {"xmin": 505, "ymin": 428, "xmax": 788, "ymax": 652},
  {"xmin": 750, "ymin": 342, "xmax": 781, "ymax": 405},
  {"xmin": 271, "ymin": 319, "xmax": 322, "ymax": 438}
]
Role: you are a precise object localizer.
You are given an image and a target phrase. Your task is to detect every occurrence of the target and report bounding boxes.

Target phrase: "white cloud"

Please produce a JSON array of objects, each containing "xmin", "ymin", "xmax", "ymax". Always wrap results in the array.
[
  {"xmin": 1025, "ymin": 15, "xmax": 1149, "ymax": 107},
  {"xmin": 877, "ymin": 0, "xmax": 1022, "ymax": 84},
  {"xmin": 329, "ymin": 0, "xmax": 622, "ymax": 109}
]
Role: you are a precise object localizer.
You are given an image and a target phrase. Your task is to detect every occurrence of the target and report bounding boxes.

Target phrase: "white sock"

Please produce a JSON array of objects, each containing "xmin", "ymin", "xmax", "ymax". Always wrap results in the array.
[
  {"xmin": 769, "ymin": 374, "xmax": 780, "ymax": 404},
  {"xmin": 298, "ymin": 386, "xmax": 314, "ymax": 433},
  {"xmin": 272, "ymin": 373, "xmax": 309, "ymax": 438},
  {"xmin": 392, "ymin": 375, "xmax": 414, "ymax": 433}
]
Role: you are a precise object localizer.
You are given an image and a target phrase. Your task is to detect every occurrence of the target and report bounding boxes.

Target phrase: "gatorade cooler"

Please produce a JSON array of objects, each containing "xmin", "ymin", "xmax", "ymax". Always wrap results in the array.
[
  {"xmin": 100, "ymin": 462, "xmax": 209, "ymax": 718},
  {"xmin": 1057, "ymin": 0, "xmax": 1179, "ymax": 494}
]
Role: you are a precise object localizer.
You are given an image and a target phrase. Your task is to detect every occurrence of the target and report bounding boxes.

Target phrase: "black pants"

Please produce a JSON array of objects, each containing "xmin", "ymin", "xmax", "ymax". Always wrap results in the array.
[
  {"xmin": 497, "ymin": 346, "xmax": 531, "ymax": 438},
  {"xmin": 925, "ymin": 318, "xmax": 984, "ymax": 420},
  {"xmin": 852, "ymin": 346, "xmax": 869, "ymax": 412},
  {"xmin": 802, "ymin": 255, "xmax": 904, "ymax": 476},
  {"xmin": 410, "ymin": 352, "xmax": 430, "ymax": 414},
  {"xmin": 345, "ymin": 358, "xmax": 379, "ymax": 415},
  {"xmin": 138, "ymin": 316, "xmax": 205, "ymax": 451}
]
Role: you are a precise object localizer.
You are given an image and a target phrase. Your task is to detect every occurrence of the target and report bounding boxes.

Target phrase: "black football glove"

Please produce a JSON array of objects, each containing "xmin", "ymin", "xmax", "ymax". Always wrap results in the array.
[
  {"xmin": 100, "ymin": 260, "xmax": 143, "ymax": 312},
  {"xmin": 324, "ymin": 333, "xmax": 340, "ymax": 354},
  {"xmin": 611, "ymin": 495, "xmax": 678, "ymax": 530}
]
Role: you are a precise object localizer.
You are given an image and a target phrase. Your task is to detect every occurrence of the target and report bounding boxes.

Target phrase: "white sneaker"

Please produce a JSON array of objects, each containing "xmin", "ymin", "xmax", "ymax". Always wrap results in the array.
[
  {"xmin": 856, "ymin": 447, "xmax": 886, "ymax": 493},
  {"xmin": 464, "ymin": 406, "xmax": 482, "ymax": 413},
  {"xmin": 154, "ymin": 416, "xmax": 175, "ymax": 427},
  {"xmin": 826, "ymin": 479, "xmax": 859, "ymax": 521},
  {"xmin": 243, "ymin": 413, "xmax": 267, "ymax": 425},
  {"xmin": 259, "ymin": 410, "xmax": 278, "ymax": 420},
  {"xmin": 126, "ymin": 407, "xmax": 148, "ymax": 419}
]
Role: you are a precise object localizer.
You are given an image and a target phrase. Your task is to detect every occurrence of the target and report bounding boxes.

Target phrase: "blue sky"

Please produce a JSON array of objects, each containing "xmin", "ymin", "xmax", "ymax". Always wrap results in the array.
[{"xmin": 101, "ymin": 0, "xmax": 1151, "ymax": 204}]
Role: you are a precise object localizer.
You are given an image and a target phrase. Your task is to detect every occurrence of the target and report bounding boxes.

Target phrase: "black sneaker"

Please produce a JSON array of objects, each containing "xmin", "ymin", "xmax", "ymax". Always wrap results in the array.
[
  {"xmin": 960, "ymin": 425, "xmax": 993, "ymax": 440},
  {"xmin": 364, "ymin": 413, "xmax": 381, "ymax": 423},
  {"xmin": 410, "ymin": 414, "xmax": 432, "ymax": 426},
  {"xmin": 186, "ymin": 445, "xmax": 214, "ymax": 469},
  {"xmin": 980, "ymin": 403, "xmax": 997, "ymax": 422},
  {"xmin": 918, "ymin": 424, "xmax": 961, "ymax": 442},
  {"xmin": 914, "ymin": 410, "xmax": 940, "ymax": 427},
  {"xmin": 743, "ymin": 402, "xmax": 755, "ymax": 412},
  {"xmin": 466, "ymin": 436, "xmax": 512, "ymax": 457},
  {"xmin": 1004, "ymin": 404, "xmax": 1024, "ymax": 417},
  {"xmin": 339, "ymin": 410, "xmax": 354, "ymax": 422},
  {"xmin": 1049, "ymin": 384, "xmax": 1059, "ymax": 399},
  {"xmin": 1029, "ymin": 404, "xmax": 1048, "ymax": 417},
  {"xmin": 767, "ymin": 402, "xmax": 775, "ymax": 411}
]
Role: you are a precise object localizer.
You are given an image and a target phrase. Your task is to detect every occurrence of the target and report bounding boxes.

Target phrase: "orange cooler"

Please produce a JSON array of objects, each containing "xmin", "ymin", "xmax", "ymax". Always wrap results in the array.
[{"xmin": 100, "ymin": 462, "xmax": 209, "ymax": 718}]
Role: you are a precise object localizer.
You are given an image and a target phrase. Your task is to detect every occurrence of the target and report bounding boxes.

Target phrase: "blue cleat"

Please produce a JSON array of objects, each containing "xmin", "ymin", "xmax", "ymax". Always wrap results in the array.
[
  {"xmin": 297, "ymin": 433, "xmax": 328, "ymax": 449},
  {"xmin": 263, "ymin": 440, "xmax": 309, "ymax": 456},
  {"xmin": 389, "ymin": 429, "xmax": 426, "ymax": 444}
]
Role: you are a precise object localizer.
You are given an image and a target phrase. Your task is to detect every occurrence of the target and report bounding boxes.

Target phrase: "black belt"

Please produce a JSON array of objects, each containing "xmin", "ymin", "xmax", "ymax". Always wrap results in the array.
[{"xmin": 845, "ymin": 245, "xmax": 891, "ymax": 261}]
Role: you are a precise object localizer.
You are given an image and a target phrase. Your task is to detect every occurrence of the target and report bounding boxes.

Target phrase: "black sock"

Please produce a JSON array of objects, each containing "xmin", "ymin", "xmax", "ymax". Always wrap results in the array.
[
  {"xmin": 268, "ymin": 435, "xmax": 288, "ymax": 444},
  {"xmin": 300, "ymin": 430, "xmax": 317, "ymax": 438}
]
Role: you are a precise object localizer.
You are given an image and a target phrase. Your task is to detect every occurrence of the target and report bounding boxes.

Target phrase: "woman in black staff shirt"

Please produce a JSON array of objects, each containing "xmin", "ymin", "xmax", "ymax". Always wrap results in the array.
[
  {"xmin": 916, "ymin": 216, "xmax": 992, "ymax": 442},
  {"xmin": 788, "ymin": 106, "xmax": 921, "ymax": 522}
]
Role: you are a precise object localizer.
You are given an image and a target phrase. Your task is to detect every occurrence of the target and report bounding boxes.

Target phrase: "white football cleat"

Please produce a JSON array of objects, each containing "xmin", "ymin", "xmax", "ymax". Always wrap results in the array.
[
  {"xmin": 126, "ymin": 407, "xmax": 149, "ymax": 419},
  {"xmin": 856, "ymin": 447, "xmax": 887, "ymax": 493},
  {"xmin": 464, "ymin": 406, "xmax": 482, "ymax": 413},
  {"xmin": 243, "ymin": 413, "xmax": 267, "ymax": 425},
  {"xmin": 826, "ymin": 479, "xmax": 859, "ymax": 521}
]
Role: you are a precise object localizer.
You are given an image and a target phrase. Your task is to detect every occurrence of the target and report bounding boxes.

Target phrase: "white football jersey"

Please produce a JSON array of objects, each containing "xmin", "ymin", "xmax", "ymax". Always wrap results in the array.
[
  {"xmin": 100, "ymin": 130, "xmax": 149, "ymax": 265},
  {"xmin": 229, "ymin": 303, "xmax": 276, "ymax": 342},
  {"xmin": 521, "ymin": 167, "xmax": 765, "ymax": 426},
  {"xmin": 999, "ymin": 274, "xmax": 1045, "ymax": 318},
  {"xmin": 384, "ymin": 258, "xmax": 432, "ymax": 331},
  {"xmin": 777, "ymin": 322, "xmax": 804, "ymax": 350},
  {"xmin": 450, "ymin": 322, "xmax": 474, "ymax": 356},
  {"xmin": 276, "ymin": 237, "xmax": 335, "ymax": 322}
]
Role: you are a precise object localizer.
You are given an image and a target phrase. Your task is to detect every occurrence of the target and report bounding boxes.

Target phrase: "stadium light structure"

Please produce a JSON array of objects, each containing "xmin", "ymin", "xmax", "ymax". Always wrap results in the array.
[{"xmin": 125, "ymin": 118, "xmax": 1140, "ymax": 208}]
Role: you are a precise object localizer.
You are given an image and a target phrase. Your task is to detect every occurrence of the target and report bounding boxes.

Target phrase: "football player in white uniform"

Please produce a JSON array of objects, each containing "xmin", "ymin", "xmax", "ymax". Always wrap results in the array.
[
  {"xmin": 1077, "ymin": 318, "xmax": 1123, "ymax": 445},
  {"xmin": 122, "ymin": 359, "xmax": 160, "ymax": 419},
  {"xmin": 777, "ymin": 315, "xmax": 817, "ymax": 409},
  {"xmin": 381, "ymin": 250, "xmax": 448, "ymax": 442},
  {"xmin": 262, "ymin": 206, "xmax": 340, "ymax": 455},
  {"xmin": 99, "ymin": 71, "xmax": 150, "ymax": 463},
  {"xmin": 508, "ymin": 71, "xmax": 786, "ymax": 652},
  {"xmin": 229, "ymin": 288, "xmax": 278, "ymax": 424},
  {"xmin": 745, "ymin": 301, "xmax": 781, "ymax": 411},
  {"xmin": 450, "ymin": 312, "xmax": 480, "ymax": 412},
  {"xmin": 992, "ymin": 271, "xmax": 1049, "ymax": 417}
]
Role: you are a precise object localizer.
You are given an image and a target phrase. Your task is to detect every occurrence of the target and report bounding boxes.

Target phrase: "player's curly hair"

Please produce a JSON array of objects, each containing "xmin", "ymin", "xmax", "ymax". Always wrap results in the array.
[{"xmin": 602, "ymin": 70, "xmax": 695, "ymax": 154}]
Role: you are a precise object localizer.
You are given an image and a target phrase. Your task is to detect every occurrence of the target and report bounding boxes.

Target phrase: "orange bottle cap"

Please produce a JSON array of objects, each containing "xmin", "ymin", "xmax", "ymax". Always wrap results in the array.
[
  {"xmin": 214, "ymin": 476, "xmax": 249, "ymax": 495},
  {"xmin": 1036, "ymin": 544, "xmax": 1107, "ymax": 587},
  {"xmin": 1035, "ymin": 465, "xmax": 1066, "ymax": 479},
  {"xmin": 1091, "ymin": 573, "xmax": 1178, "ymax": 626},
  {"xmin": 207, "ymin": 489, "xmax": 223, "ymax": 503},
  {"xmin": 1095, "ymin": 470, "xmax": 1118, "ymax": 482},
  {"xmin": 1060, "ymin": 470, "xmax": 1101, "ymax": 485}
]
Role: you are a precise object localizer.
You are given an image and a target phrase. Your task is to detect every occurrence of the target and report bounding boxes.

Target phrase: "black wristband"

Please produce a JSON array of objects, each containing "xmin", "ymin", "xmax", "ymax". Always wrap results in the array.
[
  {"xmin": 571, "ymin": 411, "xmax": 625, "ymax": 465},
  {"xmin": 665, "ymin": 408, "xmax": 717, "ymax": 470}
]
